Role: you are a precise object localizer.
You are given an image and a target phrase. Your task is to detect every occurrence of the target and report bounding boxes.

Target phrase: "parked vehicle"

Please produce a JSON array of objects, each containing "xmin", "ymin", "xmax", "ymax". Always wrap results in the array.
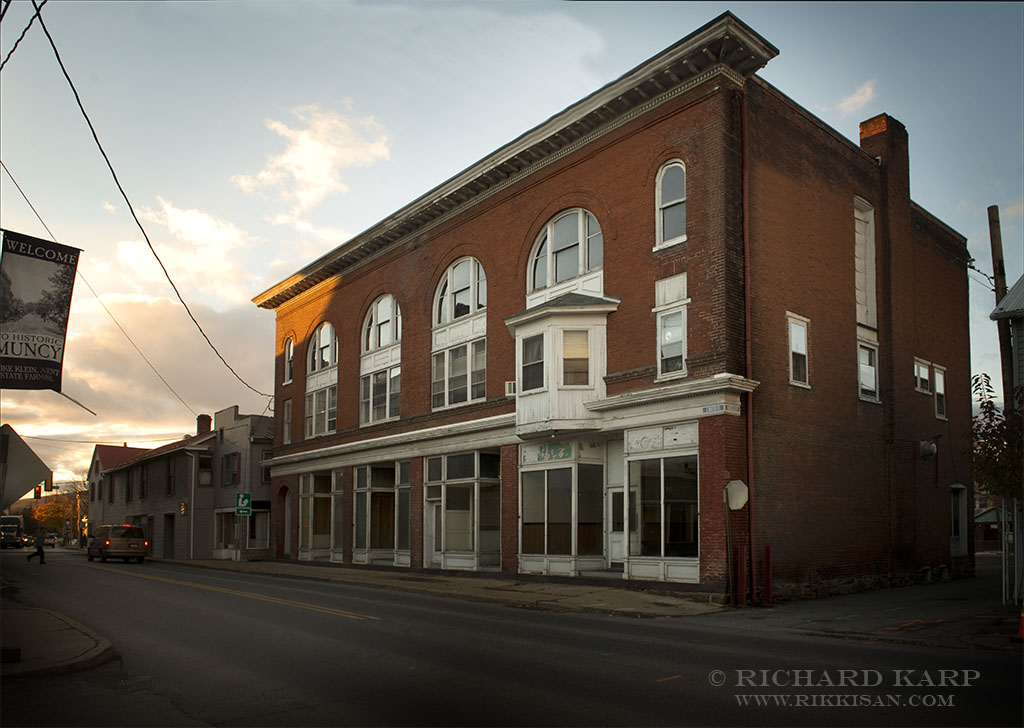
[
  {"xmin": 87, "ymin": 525, "xmax": 149, "ymax": 563},
  {"xmin": 0, "ymin": 515, "xmax": 25, "ymax": 549},
  {"xmin": 43, "ymin": 533, "xmax": 58, "ymax": 548}
]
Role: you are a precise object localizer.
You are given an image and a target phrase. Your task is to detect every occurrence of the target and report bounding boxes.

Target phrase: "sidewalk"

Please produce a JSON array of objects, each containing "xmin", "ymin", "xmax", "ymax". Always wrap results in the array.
[{"xmin": 2, "ymin": 553, "xmax": 1020, "ymax": 679}]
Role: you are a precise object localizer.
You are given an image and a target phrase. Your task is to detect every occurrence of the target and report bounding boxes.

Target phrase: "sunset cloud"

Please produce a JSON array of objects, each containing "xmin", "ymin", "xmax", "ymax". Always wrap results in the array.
[{"xmin": 232, "ymin": 105, "xmax": 391, "ymax": 214}]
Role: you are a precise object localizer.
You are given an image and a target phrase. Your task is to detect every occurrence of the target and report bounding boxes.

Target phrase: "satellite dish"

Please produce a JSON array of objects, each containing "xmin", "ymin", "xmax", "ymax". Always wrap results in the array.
[{"xmin": 724, "ymin": 480, "xmax": 749, "ymax": 511}]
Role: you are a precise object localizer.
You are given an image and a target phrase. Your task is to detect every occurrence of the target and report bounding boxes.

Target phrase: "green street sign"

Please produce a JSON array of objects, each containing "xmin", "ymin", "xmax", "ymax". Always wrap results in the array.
[{"xmin": 236, "ymin": 492, "xmax": 251, "ymax": 516}]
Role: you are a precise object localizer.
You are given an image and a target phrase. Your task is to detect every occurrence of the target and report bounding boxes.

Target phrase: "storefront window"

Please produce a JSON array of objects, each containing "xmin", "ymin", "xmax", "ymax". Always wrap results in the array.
[
  {"xmin": 630, "ymin": 455, "xmax": 698, "ymax": 558},
  {"xmin": 521, "ymin": 464, "xmax": 604, "ymax": 556}
]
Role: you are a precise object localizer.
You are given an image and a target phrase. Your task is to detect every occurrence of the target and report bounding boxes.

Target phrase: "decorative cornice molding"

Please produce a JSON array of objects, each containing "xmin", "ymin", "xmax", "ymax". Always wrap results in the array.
[
  {"xmin": 253, "ymin": 13, "xmax": 777, "ymax": 310},
  {"xmin": 586, "ymin": 373, "xmax": 759, "ymax": 413}
]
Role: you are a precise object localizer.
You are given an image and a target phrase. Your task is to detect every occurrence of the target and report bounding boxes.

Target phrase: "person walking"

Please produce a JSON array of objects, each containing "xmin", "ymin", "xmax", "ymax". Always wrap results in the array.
[{"xmin": 26, "ymin": 531, "xmax": 46, "ymax": 565}]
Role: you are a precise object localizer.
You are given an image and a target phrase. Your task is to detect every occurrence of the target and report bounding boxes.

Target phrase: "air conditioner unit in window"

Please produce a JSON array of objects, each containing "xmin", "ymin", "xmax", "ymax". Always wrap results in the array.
[{"xmin": 504, "ymin": 381, "xmax": 517, "ymax": 397}]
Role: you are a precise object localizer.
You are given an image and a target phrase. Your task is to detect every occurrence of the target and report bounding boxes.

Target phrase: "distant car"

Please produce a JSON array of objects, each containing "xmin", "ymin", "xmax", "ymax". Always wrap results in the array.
[
  {"xmin": 43, "ymin": 534, "xmax": 58, "ymax": 548},
  {"xmin": 87, "ymin": 525, "xmax": 149, "ymax": 563}
]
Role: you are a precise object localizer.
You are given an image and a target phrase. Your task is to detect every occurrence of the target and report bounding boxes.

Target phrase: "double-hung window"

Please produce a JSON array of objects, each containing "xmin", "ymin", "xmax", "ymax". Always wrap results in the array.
[
  {"xmin": 934, "ymin": 365, "xmax": 947, "ymax": 419},
  {"xmin": 655, "ymin": 161, "xmax": 686, "ymax": 249},
  {"xmin": 305, "ymin": 386, "xmax": 338, "ymax": 436},
  {"xmin": 360, "ymin": 367, "xmax": 400, "ymax": 423},
  {"xmin": 654, "ymin": 273, "xmax": 688, "ymax": 379},
  {"xmin": 521, "ymin": 334, "xmax": 545, "ymax": 392},
  {"xmin": 562, "ymin": 331, "xmax": 589, "ymax": 386},
  {"xmin": 858, "ymin": 343, "xmax": 879, "ymax": 401},
  {"xmin": 788, "ymin": 313, "xmax": 809, "ymax": 387},
  {"xmin": 283, "ymin": 338, "xmax": 294, "ymax": 383},
  {"xmin": 432, "ymin": 339, "xmax": 486, "ymax": 409},
  {"xmin": 915, "ymin": 359, "xmax": 932, "ymax": 393}
]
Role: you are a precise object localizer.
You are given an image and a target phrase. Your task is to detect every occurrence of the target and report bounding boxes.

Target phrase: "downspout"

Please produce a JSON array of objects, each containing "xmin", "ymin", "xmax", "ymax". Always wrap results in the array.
[{"xmin": 740, "ymin": 89, "xmax": 759, "ymax": 602}]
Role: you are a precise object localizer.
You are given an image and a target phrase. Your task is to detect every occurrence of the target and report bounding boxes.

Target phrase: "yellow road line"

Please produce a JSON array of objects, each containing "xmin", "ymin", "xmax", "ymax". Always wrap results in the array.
[{"xmin": 83, "ymin": 563, "xmax": 380, "ymax": 621}]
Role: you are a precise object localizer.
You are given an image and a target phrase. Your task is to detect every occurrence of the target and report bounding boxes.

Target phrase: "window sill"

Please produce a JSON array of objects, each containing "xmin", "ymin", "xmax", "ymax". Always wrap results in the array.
[
  {"xmin": 655, "ymin": 369, "xmax": 688, "ymax": 384},
  {"xmin": 652, "ymin": 235, "xmax": 687, "ymax": 253},
  {"xmin": 859, "ymin": 394, "xmax": 881, "ymax": 404},
  {"xmin": 788, "ymin": 380, "xmax": 811, "ymax": 390},
  {"xmin": 431, "ymin": 397, "xmax": 487, "ymax": 413},
  {"xmin": 359, "ymin": 418, "xmax": 399, "ymax": 428}
]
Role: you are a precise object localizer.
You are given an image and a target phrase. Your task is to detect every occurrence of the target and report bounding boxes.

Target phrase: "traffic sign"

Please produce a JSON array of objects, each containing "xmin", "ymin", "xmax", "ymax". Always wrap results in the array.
[{"xmin": 236, "ymin": 492, "xmax": 251, "ymax": 516}]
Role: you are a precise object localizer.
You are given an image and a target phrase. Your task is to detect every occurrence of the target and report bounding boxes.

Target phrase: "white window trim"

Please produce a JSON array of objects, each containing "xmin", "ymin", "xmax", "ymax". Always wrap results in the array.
[
  {"xmin": 787, "ymin": 312, "xmax": 810, "ymax": 388},
  {"xmin": 858, "ymin": 340, "xmax": 880, "ymax": 403},
  {"xmin": 559, "ymin": 329, "xmax": 593, "ymax": 389},
  {"xmin": 431, "ymin": 338, "xmax": 487, "ymax": 411},
  {"xmin": 653, "ymin": 273, "xmax": 689, "ymax": 381},
  {"xmin": 435, "ymin": 257, "xmax": 487, "ymax": 326},
  {"xmin": 363, "ymin": 294, "xmax": 402, "ymax": 353},
  {"xmin": 520, "ymin": 332, "xmax": 547, "ymax": 394},
  {"xmin": 653, "ymin": 160, "xmax": 687, "ymax": 251},
  {"xmin": 282, "ymin": 399, "xmax": 292, "ymax": 445},
  {"xmin": 283, "ymin": 338, "xmax": 294, "ymax": 385},
  {"xmin": 305, "ymin": 385, "xmax": 338, "ymax": 438},
  {"xmin": 308, "ymin": 323, "xmax": 338, "ymax": 374},
  {"xmin": 528, "ymin": 208, "xmax": 603, "ymax": 294},
  {"xmin": 360, "ymin": 365, "xmax": 401, "ymax": 426},
  {"xmin": 933, "ymin": 364, "xmax": 948, "ymax": 420},
  {"xmin": 854, "ymin": 197, "xmax": 877, "ymax": 329},
  {"xmin": 914, "ymin": 358, "xmax": 932, "ymax": 394}
]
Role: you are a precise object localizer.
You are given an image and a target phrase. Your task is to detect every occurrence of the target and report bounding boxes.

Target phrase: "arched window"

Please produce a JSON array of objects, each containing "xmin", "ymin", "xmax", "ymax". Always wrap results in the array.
[
  {"xmin": 364, "ymin": 294, "xmax": 402, "ymax": 352},
  {"xmin": 436, "ymin": 258, "xmax": 487, "ymax": 325},
  {"xmin": 530, "ymin": 209, "xmax": 603, "ymax": 292},
  {"xmin": 656, "ymin": 161, "xmax": 686, "ymax": 248},
  {"xmin": 308, "ymin": 322, "xmax": 337, "ymax": 372},
  {"xmin": 283, "ymin": 338, "xmax": 294, "ymax": 382},
  {"xmin": 432, "ymin": 258, "xmax": 487, "ymax": 410},
  {"xmin": 361, "ymin": 295, "xmax": 401, "ymax": 424}
]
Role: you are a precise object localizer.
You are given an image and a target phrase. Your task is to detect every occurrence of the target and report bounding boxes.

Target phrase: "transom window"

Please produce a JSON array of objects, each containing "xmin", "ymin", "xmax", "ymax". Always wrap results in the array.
[
  {"xmin": 656, "ymin": 161, "xmax": 686, "ymax": 248},
  {"xmin": 436, "ymin": 258, "xmax": 486, "ymax": 324},
  {"xmin": 530, "ymin": 209, "xmax": 603, "ymax": 292},
  {"xmin": 364, "ymin": 294, "xmax": 402, "ymax": 352},
  {"xmin": 308, "ymin": 322, "xmax": 337, "ymax": 372}
]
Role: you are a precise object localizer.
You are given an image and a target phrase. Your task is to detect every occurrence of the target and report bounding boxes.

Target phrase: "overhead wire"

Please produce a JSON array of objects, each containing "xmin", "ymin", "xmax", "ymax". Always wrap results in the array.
[
  {"xmin": 1, "ymin": 160, "xmax": 198, "ymax": 416},
  {"xmin": 27, "ymin": 0, "xmax": 273, "ymax": 402},
  {"xmin": 0, "ymin": 0, "xmax": 45, "ymax": 72}
]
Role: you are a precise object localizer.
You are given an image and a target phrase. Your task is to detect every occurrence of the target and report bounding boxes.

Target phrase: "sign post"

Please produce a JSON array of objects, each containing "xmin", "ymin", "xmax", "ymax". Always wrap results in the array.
[{"xmin": 235, "ymin": 493, "xmax": 251, "ymax": 563}]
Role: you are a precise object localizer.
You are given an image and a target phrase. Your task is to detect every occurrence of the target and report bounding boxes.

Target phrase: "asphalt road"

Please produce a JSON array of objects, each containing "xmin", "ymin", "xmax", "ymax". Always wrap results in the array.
[{"xmin": 3, "ymin": 548, "xmax": 1021, "ymax": 727}]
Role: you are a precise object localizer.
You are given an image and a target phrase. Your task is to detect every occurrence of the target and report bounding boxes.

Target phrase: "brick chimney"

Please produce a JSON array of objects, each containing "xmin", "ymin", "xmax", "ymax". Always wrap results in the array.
[{"xmin": 197, "ymin": 414, "xmax": 212, "ymax": 435}]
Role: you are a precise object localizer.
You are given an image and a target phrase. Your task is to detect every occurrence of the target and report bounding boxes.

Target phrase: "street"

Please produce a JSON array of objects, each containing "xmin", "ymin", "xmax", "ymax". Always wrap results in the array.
[{"xmin": 2, "ymin": 548, "xmax": 1021, "ymax": 727}]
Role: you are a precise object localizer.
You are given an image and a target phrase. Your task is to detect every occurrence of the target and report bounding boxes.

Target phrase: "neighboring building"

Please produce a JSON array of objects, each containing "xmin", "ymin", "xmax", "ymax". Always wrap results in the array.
[
  {"xmin": 253, "ymin": 13, "xmax": 972, "ymax": 599},
  {"xmin": 990, "ymin": 273, "xmax": 1024, "ymax": 395},
  {"xmin": 87, "ymin": 406, "xmax": 274, "ymax": 561}
]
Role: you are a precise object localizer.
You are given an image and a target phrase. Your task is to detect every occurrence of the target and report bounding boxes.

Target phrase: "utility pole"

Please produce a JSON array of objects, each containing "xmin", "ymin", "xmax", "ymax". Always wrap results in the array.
[{"xmin": 988, "ymin": 205, "xmax": 1015, "ymax": 413}]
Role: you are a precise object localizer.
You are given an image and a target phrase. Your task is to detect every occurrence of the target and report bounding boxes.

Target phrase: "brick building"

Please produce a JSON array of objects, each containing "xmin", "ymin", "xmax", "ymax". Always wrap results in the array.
[
  {"xmin": 87, "ymin": 406, "xmax": 274, "ymax": 561},
  {"xmin": 254, "ymin": 13, "xmax": 972, "ymax": 599}
]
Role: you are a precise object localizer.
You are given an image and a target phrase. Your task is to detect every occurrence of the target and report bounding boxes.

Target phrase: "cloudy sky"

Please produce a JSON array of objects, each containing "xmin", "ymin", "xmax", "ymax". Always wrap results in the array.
[{"xmin": 1, "ymin": 1, "xmax": 1021, "ymax": 485}]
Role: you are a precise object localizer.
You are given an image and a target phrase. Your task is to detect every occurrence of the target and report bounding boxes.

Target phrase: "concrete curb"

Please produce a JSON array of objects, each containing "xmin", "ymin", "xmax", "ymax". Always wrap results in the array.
[{"xmin": 1, "ymin": 609, "xmax": 114, "ymax": 679}]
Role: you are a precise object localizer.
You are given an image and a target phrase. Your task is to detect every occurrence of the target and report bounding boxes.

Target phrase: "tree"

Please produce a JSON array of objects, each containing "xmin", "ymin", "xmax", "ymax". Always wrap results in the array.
[{"xmin": 972, "ymin": 373, "xmax": 1024, "ymax": 502}]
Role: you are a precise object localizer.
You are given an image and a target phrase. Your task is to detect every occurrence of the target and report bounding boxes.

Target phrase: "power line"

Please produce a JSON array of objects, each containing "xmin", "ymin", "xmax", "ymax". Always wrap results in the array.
[
  {"xmin": 0, "ymin": 0, "xmax": 46, "ymax": 72},
  {"xmin": 29, "ymin": 0, "xmax": 272, "ymax": 402},
  {"xmin": 1, "ymin": 159, "xmax": 198, "ymax": 416}
]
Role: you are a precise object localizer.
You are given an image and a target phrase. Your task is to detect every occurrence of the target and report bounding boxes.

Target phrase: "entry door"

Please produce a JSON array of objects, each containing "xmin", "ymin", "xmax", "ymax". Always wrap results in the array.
[
  {"xmin": 425, "ymin": 501, "xmax": 442, "ymax": 567},
  {"xmin": 607, "ymin": 488, "xmax": 638, "ymax": 565}
]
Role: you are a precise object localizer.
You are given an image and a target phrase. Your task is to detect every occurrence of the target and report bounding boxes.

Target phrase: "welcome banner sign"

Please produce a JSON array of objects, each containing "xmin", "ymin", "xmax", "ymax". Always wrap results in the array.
[{"xmin": 0, "ymin": 229, "xmax": 81, "ymax": 391}]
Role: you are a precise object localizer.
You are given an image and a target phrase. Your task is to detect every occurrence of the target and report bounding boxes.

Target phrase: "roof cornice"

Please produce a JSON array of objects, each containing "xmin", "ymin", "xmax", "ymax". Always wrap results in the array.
[{"xmin": 253, "ymin": 12, "xmax": 777, "ymax": 310}]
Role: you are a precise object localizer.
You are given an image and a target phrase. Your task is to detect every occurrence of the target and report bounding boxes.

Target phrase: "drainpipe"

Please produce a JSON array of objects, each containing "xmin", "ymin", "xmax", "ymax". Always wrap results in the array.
[{"xmin": 740, "ymin": 89, "xmax": 759, "ymax": 603}]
